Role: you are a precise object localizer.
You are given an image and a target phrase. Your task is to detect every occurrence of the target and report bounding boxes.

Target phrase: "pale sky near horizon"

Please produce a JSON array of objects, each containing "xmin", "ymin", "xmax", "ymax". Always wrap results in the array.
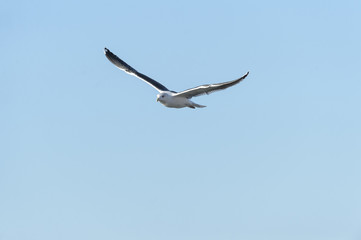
[{"xmin": 1, "ymin": 0, "xmax": 361, "ymax": 239}]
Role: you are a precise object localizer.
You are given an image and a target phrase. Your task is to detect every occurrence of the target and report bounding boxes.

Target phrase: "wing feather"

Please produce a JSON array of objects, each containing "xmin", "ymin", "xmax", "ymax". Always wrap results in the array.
[
  {"xmin": 174, "ymin": 72, "xmax": 249, "ymax": 99},
  {"xmin": 104, "ymin": 48, "xmax": 169, "ymax": 92}
]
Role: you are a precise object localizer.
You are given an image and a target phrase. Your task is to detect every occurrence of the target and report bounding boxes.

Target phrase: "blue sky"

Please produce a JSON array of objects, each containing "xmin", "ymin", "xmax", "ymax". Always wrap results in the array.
[{"xmin": 1, "ymin": 0, "xmax": 361, "ymax": 239}]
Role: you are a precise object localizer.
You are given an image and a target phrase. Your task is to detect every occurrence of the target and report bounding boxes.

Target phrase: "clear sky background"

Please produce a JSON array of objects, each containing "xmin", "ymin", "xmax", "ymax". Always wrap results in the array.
[{"xmin": 1, "ymin": 0, "xmax": 361, "ymax": 239}]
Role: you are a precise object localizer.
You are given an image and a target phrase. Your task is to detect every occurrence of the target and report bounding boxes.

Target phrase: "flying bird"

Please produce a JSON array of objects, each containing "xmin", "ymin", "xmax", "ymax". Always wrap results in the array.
[{"xmin": 104, "ymin": 48, "xmax": 249, "ymax": 109}]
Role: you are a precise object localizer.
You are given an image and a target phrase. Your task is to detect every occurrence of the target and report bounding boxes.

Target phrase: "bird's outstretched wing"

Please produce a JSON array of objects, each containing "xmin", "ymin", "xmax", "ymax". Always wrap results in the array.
[
  {"xmin": 104, "ymin": 48, "xmax": 169, "ymax": 92},
  {"xmin": 174, "ymin": 72, "xmax": 249, "ymax": 99}
]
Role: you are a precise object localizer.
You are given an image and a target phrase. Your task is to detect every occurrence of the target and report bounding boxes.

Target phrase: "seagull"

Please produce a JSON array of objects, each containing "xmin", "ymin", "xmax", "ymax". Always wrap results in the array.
[{"xmin": 104, "ymin": 48, "xmax": 249, "ymax": 109}]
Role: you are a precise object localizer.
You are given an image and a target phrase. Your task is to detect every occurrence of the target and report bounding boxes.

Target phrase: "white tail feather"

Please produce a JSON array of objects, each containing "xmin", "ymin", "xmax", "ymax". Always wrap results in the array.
[{"xmin": 192, "ymin": 102, "xmax": 206, "ymax": 108}]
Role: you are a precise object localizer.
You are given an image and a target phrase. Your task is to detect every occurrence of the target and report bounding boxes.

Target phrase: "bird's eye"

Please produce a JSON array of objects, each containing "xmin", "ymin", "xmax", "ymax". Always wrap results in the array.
[{"xmin": 162, "ymin": 96, "xmax": 164, "ymax": 98}]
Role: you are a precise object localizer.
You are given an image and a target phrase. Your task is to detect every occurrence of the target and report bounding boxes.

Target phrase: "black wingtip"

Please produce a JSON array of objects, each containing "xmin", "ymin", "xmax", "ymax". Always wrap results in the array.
[
  {"xmin": 236, "ymin": 71, "xmax": 250, "ymax": 82},
  {"xmin": 243, "ymin": 71, "xmax": 250, "ymax": 79},
  {"xmin": 104, "ymin": 47, "xmax": 109, "ymax": 54}
]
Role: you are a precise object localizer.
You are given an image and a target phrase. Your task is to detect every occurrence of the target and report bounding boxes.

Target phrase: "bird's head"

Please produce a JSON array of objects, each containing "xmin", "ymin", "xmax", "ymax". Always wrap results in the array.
[{"xmin": 156, "ymin": 92, "xmax": 169, "ymax": 103}]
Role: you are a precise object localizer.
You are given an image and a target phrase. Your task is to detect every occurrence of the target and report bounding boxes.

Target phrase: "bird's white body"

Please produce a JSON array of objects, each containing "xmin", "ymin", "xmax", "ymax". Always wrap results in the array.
[{"xmin": 157, "ymin": 91, "xmax": 205, "ymax": 109}]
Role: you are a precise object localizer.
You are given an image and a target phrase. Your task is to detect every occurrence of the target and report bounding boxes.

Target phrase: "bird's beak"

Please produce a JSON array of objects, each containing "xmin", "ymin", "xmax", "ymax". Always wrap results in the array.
[{"xmin": 156, "ymin": 97, "xmax": 159, "ymax": 102}]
